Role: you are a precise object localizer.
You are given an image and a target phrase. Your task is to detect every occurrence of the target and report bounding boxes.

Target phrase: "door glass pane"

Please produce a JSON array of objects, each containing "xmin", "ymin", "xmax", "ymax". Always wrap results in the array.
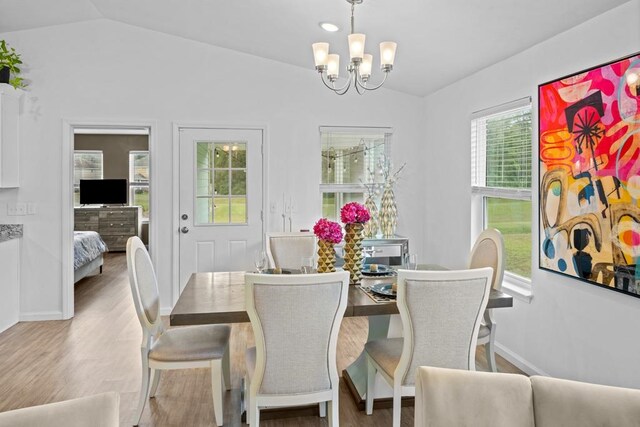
[
  {"xmin": 197, "ymin": 170, "xmax": 212, "ymax": 197},
  {"xmin": 485, "ymin": 197, "xmax": 532, "ymax": 278},
  {"xmin": 195, "ymin": 141, "xmax": 249, "ymax": 225},
  {"xmin": 196, "ymin": 197, "xmax": 214, "ymax": 224},
  {"xmin": 231, "ymin": 197, "xmax": 247, "ymax": 224},
  {"xmin": 231, "ymin": 143, "xmax": 247, "ymax": 168},
  {"xmin": 196, "ymin": 143, "xmax": 213, "ymax": 169},
  {"xmin": 231, "ymin": 170, "xmax": 246, "ymax": 195},
  {"xmin": 214, "ymin": 197, "xmax": 230, "ymax": 223},
  {"xmin": 214, "ymin": 170, "xmax": 229, "ymax": 195},
  {"xmin": 214, "ymin": 144, "xmax": 229, "ymax": 168}
]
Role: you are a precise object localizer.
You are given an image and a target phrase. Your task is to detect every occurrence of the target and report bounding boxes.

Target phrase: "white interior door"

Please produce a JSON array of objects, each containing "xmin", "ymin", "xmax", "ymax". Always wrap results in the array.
[{"xmin": 179, "ymin": 128, "xmax": 263, "ymax": 291}]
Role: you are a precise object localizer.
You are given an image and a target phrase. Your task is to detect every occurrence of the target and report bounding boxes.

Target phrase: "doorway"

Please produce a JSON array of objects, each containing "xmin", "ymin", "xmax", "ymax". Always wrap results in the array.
[
  {"xmin": 177, "ymin": 127, "xmax": 264, "ymax": 292},
  {"xmin": 62, "ymin": 121, "xmax": 158, "ymax": 319}
]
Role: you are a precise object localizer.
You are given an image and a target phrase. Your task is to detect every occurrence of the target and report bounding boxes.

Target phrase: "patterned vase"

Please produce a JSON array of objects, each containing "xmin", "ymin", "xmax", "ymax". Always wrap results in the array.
[
  {"xmin": 379, "ymin": 183, "xmax": 397, "ymax": 238},
  {"xmin": 317, "ymin": 239, "xmax": 336, "ymax": 273},
  {"xmin": 344, "ymin": 223, "xmax": 365, "ymax": 285},
  {"xmin": 363, "ymin": 195, "xmax": 379, "ymax": 238}
]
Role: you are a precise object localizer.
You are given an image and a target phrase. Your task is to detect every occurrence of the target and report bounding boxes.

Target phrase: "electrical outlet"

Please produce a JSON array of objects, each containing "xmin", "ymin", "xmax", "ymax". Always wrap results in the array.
[
  {"xmin": 27, "ymin": 202, "xmax": 36, "ymax": 215},
  {"xmin": 7, "ymin": 203, "xmax": 17, "ymax": 216},
  {"xmin": 270, "ymin": 202, "xmax": 278, "ymax": 213}
]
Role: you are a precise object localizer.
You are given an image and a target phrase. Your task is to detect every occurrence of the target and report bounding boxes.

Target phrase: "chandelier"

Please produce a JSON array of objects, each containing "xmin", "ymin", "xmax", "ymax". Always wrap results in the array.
[{"xmin": 312, "ymin": 0, "xmax": 397, "ymax": 95}]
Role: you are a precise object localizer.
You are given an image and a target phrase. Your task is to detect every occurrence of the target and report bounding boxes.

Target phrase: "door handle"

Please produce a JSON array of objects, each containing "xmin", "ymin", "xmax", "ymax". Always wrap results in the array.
[
  {"xmin": 181, "ymin": 214, "xmax": 188, "ymax": 220},
  {"xmin": 180, "ymin": 226, "xmax": 189, "ymax": 234}
]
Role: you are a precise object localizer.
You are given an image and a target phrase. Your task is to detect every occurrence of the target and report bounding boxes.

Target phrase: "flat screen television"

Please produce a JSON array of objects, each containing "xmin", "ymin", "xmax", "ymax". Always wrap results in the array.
[{"xmin": 79, "ymin": 179, "xmax": 128, "ymax": 205}]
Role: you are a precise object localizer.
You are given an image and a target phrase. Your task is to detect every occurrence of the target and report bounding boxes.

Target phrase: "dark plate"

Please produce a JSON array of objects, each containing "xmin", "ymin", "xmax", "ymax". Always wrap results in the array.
[
  {"xmin": 370, "ymin": 283, "xmax": 396, "ymax": 297},
  {"xmin": 362, "ymin": 264, "xmax": 395, "ymax": 276}
]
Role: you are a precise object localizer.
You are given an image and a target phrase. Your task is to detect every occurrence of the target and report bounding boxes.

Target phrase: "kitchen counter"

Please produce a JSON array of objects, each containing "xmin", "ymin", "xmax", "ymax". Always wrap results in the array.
[{"xmin": 0, "ymin": 224, "xmax": 23, "ymax": 242}]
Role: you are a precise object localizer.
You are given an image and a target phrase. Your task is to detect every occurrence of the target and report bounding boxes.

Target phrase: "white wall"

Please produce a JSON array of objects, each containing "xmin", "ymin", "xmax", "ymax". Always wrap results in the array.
[
  {"xmin": 0, "ymin": 19, "xmax": 425, "ymax": 317},
  {"xmin": 423, "ymin": 0, "xmax": 640, "ymax": 388}
]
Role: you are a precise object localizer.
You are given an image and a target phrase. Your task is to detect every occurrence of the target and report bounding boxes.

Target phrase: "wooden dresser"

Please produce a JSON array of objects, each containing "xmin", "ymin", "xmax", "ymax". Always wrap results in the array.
[{"xmin": 75, "ymin": 206, "xmax": 141, "ymax": 252}]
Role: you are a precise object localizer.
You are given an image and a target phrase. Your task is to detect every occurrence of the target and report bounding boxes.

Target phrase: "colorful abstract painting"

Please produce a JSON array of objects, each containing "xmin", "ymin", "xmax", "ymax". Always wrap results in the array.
[{"xmin": 539, "ymin": 52, "xmax": 640, "ymax": 298}]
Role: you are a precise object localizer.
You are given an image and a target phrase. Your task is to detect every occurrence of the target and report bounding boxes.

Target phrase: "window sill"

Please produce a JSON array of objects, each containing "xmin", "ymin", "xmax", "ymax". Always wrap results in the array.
[{"xmin": 501, "ymin": 274, "xmax": 533, "ymax": 303}]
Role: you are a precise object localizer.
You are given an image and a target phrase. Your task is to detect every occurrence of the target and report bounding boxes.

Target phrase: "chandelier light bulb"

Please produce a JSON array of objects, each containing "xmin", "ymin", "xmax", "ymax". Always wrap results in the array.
[
  {"xmin": 312, "ymin": 43, "xmax": 330, "ymax": 68},
  {"xmin": 380, "ymin": 42, "xmax": 397, "ymax": 68},
  {"xmin": 360, "ymin": 54, "xmax": 373, "ymax": 79},
  {"xmin": 627, "ymin": 71, "xmax": 639, "ymax": 86},
  {"xmin": 348, "ymin": 33, "xmax": 366, "ymax": 62},
  {"xmin": 327, "ymin": 54, "xmax": 340, "ymax": 78}
]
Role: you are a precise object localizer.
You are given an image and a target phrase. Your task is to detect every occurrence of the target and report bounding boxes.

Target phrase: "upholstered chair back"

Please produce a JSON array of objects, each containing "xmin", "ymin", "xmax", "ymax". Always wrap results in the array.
[
  {"xmin": 126, "ymin": 236, "xmax": 162, "ymax": 337},
  {"xmin": 395, "ymin": 268, "xmax": 493, "ymax": 386},
  {"xmin": 469, "ymin": 228, "xmax": 505, "ymax": 291},
  {"xmin": 245, "ymin": 271, "xmax": 349, "ymax": 395},
  {"xmin": 266, "ymin": 232, "xmax": 316, "ymax": 270}
]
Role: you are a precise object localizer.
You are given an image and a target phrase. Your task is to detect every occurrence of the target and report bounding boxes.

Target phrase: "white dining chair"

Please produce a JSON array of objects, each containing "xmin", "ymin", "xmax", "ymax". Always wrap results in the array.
[
  {"xmin": 265, "ymin": 232, "xmax": 316, "ymax": 270},
  {"xmin": 244, "ymin": 271, "xmax": 350, "ymax": 426},
  {"xmin": 468, "ymin": 228, "xmax": 505, "ymax": 372},
  {"xmin": 126, "ymin": 236, "xmax": 231, "ymax": 426},
  {"xmin": 364, "ymin": 267, "xmax": 493, "ymax": 427}
]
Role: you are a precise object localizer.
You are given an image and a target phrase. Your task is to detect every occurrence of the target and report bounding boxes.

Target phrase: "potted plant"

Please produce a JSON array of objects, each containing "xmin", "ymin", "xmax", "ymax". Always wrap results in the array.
[{"xmin": 0, "ymin": 40, "xmax": 26, "ymax": 89}]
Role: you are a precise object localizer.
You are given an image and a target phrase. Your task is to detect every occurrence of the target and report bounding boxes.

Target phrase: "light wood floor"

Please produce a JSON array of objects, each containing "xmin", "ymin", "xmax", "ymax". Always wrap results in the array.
[{"xmin": 0, "ymin": 253, "xmax": 524, "ymax": 426}]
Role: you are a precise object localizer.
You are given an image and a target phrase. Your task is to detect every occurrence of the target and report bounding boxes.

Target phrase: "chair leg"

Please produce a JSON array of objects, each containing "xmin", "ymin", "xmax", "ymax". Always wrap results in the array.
[
  {"xmin": 211, "ymin": 359, "xmax": 224, "ymax": 426},
  {"xmin": 319, "ymin": 401, "xmax": 327, "ymax": 418},
  {"xmin": 244, "ymin": 376, "xmax": 251, "ymax": 425},
  {"xmin": 392, "ymin": 387, "xmax": 402, "ymax": 427},
  {"xmin": 366, "ymin": 357, "xmax": 376, "ymax": 415},
  {"xmin": 222, "ymin": 343, "xmax": 231, "ymax": 391},
  {"xmin": 249, "ymin": 390, "xmax": 259, "ymax": 427},
  {"xmin": 149, "ymin": 369, "xmax": 161, "ymax": 398},
  {"xmin": 328, "ymin": 390, "xmax": 339, "ymax": 427},
  {"xmin": 486, "ymin": 337, "xmax": 498, "ymax": 372},
  {"xmin": 133, "ymin": 354, "xmax": 151, "ymax": 426}
]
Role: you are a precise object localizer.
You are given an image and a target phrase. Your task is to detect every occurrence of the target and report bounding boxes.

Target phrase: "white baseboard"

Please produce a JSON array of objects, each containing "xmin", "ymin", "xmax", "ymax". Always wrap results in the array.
[
  {"xmin": 495, "ymin": 342, "xmax": 549, "ymax": 377},
  {"xmin": 19, "ymin": 311, "xmax": 64, "ymax": 321}
]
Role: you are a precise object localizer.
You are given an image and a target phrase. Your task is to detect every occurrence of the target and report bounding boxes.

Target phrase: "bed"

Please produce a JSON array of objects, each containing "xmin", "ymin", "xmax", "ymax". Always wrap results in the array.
[{"xmin": 74, "ymin": 231, "xmax": 108, "ymax": 283}]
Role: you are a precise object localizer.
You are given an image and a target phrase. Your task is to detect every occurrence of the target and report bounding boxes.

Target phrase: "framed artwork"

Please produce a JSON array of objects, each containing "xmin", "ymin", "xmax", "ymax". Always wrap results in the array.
[{"xmin": 539, "ymin": 51, "xmax": 640, "ymax": 298}]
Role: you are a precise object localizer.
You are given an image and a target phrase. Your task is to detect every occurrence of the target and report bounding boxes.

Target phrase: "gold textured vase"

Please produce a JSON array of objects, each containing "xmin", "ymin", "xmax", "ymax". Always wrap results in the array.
[
  {"xmin": 380, "ymin": 184, "xmax": 397, "ymax": 238},
  {"xmin": 344, "ymin": 223, "xmax": 364, "ymax": 285},
  {"xmin": 363, "ymin": 195, "xmax": 379, "ymax": 238},
  {"xmin": 317, "ymin": 239, "xmax": 336, "ymax": 273}
]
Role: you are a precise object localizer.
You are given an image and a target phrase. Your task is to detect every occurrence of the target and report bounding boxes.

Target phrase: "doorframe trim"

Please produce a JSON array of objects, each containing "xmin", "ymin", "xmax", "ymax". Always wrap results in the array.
[
  {"xmin": 61, "ymin": 119, "xmax": 159, "ymax": 320},
  {"xmin": 172, "ymin": 123, "xmax": 269, "ymax": 306}
]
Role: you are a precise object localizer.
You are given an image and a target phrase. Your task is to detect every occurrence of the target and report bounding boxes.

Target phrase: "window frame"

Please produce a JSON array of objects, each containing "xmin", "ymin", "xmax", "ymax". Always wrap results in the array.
[
  {"xmin": 470, "ymin": 98, "xmax": 533, "ymax": 301},
  {"xmin": 319, "ymin": 126, "xmax": 393, "ymax": 221}
]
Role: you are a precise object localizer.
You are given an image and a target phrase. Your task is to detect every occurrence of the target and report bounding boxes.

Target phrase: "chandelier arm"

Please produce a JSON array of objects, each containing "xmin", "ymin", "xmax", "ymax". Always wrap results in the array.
[
  {"xmin": 355, "ymin": 71, "xmax": 389, "ymax": 92},
  {"xmin": 320, "ymin": 72, "xmax": 352, "ymax": 94}
]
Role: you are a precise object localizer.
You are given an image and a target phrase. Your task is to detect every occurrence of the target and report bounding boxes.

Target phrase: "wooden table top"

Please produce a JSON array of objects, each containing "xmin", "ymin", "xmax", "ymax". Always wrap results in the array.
[{"xmin": 170, "ymin": 272, "xmax": 513, "ymax": 326}]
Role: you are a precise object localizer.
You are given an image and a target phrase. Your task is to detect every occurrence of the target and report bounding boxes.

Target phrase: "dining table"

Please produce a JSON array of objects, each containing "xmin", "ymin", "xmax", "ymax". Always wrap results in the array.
[{"xmin": 170, "ymin": 267, "xmax": 513, "ymax": 414}]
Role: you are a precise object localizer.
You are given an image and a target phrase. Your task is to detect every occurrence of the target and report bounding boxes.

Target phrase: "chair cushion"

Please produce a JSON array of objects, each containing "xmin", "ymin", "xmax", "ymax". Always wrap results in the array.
[
  {"xmin": 364, "ymin": 338, "xmax": 403, "ymax": 379},
  {"xmin": 478, "ymin": 324, "xmax": 491, "ymax": 339},
  {"xmin": 149, "ymin": 324, "xmax": 230, "ymax": 362}
]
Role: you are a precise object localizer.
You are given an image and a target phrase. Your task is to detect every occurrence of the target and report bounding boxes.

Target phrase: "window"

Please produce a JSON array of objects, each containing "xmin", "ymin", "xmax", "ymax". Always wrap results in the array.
[
  {"xmin": 320, "ymin": 127, "xmax": 392, "ymax": 221},
  {"xmin": 195, "ymin": 142, "xmax": 247, "ymax": 225},
  {"xmin": 129, "ymin": 151, "xmax": 150, "ymax": 219},
  {"xmin": 471, "ymin": 98, "xmax": 532, "ymax": 281},
  {"xmin": 74, "ymin": 151, "xmax": 103, "ymax": 206}
]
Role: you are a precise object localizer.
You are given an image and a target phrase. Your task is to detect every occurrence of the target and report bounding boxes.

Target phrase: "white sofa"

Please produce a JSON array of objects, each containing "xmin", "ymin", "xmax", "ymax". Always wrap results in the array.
[
  {"xmin": 415, "ymin": 366, "xmax": 640, "ymax": 427},
  {"xmin": 0, "ymin": 392, "xmax": 119, "ymax": 427}
]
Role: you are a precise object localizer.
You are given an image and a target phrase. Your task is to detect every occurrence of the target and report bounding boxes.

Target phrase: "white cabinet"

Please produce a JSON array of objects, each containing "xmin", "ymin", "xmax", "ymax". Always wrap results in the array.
[
  {"xmin": 0, "ymin": 237, "xmax": 20, "ymax": 333},
  {"xmin": 0, "ymin": 84, "xmax": 21, "ymax": 188}
]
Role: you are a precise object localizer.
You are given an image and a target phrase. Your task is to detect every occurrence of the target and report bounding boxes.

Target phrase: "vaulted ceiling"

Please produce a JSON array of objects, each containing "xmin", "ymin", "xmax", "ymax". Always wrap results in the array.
[{"xmin": 0, "ymin": 0, "xmax": 630, "ymax": 96}]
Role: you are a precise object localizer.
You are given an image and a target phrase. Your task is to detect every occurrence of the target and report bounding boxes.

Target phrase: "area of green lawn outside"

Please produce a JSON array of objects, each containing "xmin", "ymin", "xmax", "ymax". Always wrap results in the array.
[{"xmin": 486, "ymin": 198, "xmax": 532, "ymax": 278}]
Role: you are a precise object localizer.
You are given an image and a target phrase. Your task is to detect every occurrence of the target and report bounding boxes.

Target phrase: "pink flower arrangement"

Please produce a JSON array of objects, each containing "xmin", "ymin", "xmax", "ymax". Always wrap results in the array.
[
  {"xmin": 340, "ymin": 202, "xmax": 371, "ymax": 224},
  {"xmin": 313, "ymin": 218, "xmax": 343, "ymax": 244}
]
